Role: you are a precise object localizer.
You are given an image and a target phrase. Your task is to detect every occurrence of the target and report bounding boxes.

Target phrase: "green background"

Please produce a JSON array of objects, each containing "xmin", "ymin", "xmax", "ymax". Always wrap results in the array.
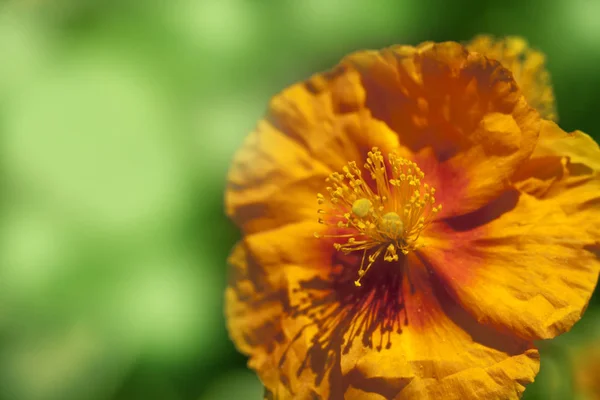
[{"xmin": 0, "ymin": 1, "xmax": 598, "ymax": 399}]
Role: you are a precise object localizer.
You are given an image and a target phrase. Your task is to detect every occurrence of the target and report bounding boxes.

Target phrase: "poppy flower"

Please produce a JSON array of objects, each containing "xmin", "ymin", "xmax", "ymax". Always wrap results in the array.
[{"xmin": 225, "ymin": 39, "xmax": 600, "ymax": 399}]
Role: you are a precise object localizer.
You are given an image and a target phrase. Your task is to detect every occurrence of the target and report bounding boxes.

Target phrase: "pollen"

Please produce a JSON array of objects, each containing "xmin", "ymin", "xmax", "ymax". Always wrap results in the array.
[
  {"xmin": 380, "ymin": 212, "xmax": 403, "ymax": 238},
  {"xmin": 315, "ymin": 147, "xmax": 441, "ymax": 287},
  {"xmin": 352, "ymin": 198, "xmax": 372, "ymax": 218}
]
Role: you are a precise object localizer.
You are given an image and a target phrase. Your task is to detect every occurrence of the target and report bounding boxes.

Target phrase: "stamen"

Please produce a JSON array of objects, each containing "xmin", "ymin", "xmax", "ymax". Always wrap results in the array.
[
  {"xmin": 352, "ymin": 198, "xmax": 372, "ymax": 218},
  {"xmin": 315, "ymin": 147, "xmax": 441, "ymax": 287}
]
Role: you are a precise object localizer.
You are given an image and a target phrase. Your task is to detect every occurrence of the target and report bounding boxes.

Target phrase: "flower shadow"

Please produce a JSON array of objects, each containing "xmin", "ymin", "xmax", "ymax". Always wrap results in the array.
[{"xmin": 279, "ymin": 252, "xmax": 411, "ymax": 397}]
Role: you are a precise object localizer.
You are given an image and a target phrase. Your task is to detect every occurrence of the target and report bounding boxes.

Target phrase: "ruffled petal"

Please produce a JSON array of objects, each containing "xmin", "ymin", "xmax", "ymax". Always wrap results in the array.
[
  {"xmin": 532, "ymin": 121, "xmax": 600, "ymax": 169},
  {"xmin": 420, "ymin": 183, "xmax": 600, "ymax": 340},
  {"xmin": 417, "ymin": 121, "xmax": 600, "ymax": 341},
  {"xmin": 224, "ymin": 242, "xmax": 288, "ymax": 391},
  {"xmin": 267, "ymin": 65, "xmax": 403, "ymax": 171},
  {"xmin": 467, "ymin": 35, "xmax": 557, "ymax": 121},
  {"xmin": 512, "ymin": 120, "xmax": 600, "ymax": 198},
  {"xmin": 233, "ymin": 221, "xmax": 540, "ymax": 398},
  {"xmin": 225, "ymin": 121, "xmax": 332, "ymax": 235},
  {"xmin": 227, "ymin": 73, "xmax": 403, "ymax": 234},
  {"xmin": 227, "ymin": 221, "xmax": 335, "ymax": 399},
  {"xmin": 278, "ymin": 253, "xmax": 539, "ymax": 399},
  {"xmin": 227, "ymin": 41, "xmax": 542, "ymax": 235},
  {"xmin": 344, "ymin": 42, "xmax": 540, "ymax": 218}
]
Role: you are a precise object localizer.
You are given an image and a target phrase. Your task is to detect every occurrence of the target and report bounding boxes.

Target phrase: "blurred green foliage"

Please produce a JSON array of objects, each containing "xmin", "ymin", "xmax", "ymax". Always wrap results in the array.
[{"xmin": 0, "ymin": 0, "xmax": 598, "ymax": 399}]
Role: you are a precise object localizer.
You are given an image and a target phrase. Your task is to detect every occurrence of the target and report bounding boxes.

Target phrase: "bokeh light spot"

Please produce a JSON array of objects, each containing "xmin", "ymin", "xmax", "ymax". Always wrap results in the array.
[{"xmin": 3, "ymin": 51, "xmax": 188, "ymax": 238}]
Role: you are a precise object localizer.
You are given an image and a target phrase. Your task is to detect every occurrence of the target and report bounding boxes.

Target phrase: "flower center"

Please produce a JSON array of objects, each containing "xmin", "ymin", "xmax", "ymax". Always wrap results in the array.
[{"xmin": 315, "ymin": 147, "xmax": 441, "ymax": 287}]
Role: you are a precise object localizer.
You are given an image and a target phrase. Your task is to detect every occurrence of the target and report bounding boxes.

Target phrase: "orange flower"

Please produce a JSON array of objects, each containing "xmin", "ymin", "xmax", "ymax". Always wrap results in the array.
[{"xmin": 225, "ymin": 39, "xmax": 600, "ymax": 399}]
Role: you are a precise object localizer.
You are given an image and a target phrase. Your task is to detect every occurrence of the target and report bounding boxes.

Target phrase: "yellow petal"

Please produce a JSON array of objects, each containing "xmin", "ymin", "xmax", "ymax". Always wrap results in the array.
[
  {"xmin": 513, "ymin": 120, "xmax": 600, "ymax": 198},
  {"xmin": 278, "ymin": 253, "xmax": 539, "ymax": 399},
  {"xmin": 421, "ymin": 187, "xmax": 600, "ymax": 341},
  {"xmin": 225, "ymin": 121, "xmax": 331, "ymax": 235},
  {"xmin": 225, "ymin": 242, "xmax": 287, "ymax": 392},
  {"xmin": 467, "ymin": 35, "xmax": 557, "ymax": 121},
  {"xmin": 226, "ymin": 221, "xmax": 338, "ymax": 398},
  {"xmin": 345, "ymin": 42, "xmax": 541, "ymax": 218},
  {"xmin": 228, "ymin": 41, "xmax": 543, "ymax": 232},
  {"xmin": 267, "ymin": 65, "xmax": 403, "ymax": 171},
  {"xmin": 227, "ymin": 105, "xmax": 402, "ymax": 235},
  {"xmin": 532, "ymin": 121, "xmax": 600, "ymax": 167},
  {"xmin": 235, "ymin": 222, "xmax": 540, "ymax": 399}
]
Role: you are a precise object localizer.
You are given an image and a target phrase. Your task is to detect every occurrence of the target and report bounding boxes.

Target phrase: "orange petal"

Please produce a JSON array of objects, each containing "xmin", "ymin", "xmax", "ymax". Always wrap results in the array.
[
  {"xmin": 226, "ymin": 222, "xmax": 337, "ymax": 398},
  {"xmin": 277, "ymin": 253, "xmax": 539, "ymax": 399},
  {"xmin": 420, "ymin": 184, "xmax": 600, "ymax": 340},
  {"xmin": 228, "ymin": 41, "xmax": 542, "ymax": 233},
  {"xmin": 532, "ymin": 121, "xmax": 600, "ymax": 170},
  {"xmin": 512, "ymin": 120, "xmax": 600, "ymax": 198},
  {"xmin": 225, "ymin": 121, "xmax": 331, "ymax": 235},
  {"xmin": 227, "ymin": 98, "xmax": 403, "ymax": 235},
  {"xmin": 229, "ymin": 222, "xmax": 541, "ymax": 398},
  {"xmin": 225, "ymin": 242, "xmax": 288, "ymax": 392},
  {"xmin": 467, "ymin": 35, "xmax": 557, "ymax": 121},
  {"xmin": 345, "ymin": 42, "xmax": 541, "ymax": 218},
  {"xmin": 267, "ymin": 64, "xmax": 404, "ymax": 171}
]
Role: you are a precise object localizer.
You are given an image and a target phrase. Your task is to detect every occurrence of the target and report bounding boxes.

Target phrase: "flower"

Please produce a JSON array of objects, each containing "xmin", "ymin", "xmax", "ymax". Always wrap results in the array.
[{"xmin": 225, "ymin": 39, "xmax": 600, "ymax": 399}]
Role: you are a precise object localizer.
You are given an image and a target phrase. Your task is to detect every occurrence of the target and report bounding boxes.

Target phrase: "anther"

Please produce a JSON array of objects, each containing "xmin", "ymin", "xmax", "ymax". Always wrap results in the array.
[{"xmin": 352, "ymin": 198, "xmax": 372, "ymax": 218}]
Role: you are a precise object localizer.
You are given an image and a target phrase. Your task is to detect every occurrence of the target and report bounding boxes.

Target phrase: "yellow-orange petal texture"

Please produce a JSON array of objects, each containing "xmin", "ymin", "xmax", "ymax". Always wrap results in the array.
[
  {"xmin": 417, "ymin": 121, "xmax": 600, "ymax": 342},
  {"xmin": 225, "ymin": 40, "xmax": 600, "ymax": 400},
  {"xmin": 467, "ymin": 35, "xmax": 557, "ymax": 121},
  {"xmin": 419, "ymin": 187, "xmax": 599, "ymax": 341}
]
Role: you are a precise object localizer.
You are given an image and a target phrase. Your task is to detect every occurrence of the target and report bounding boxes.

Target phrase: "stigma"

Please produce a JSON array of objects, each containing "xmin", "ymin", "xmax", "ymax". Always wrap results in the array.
[{"xmin": 315, "ymin": 148, "xmax": 441, "ymax": 287}]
